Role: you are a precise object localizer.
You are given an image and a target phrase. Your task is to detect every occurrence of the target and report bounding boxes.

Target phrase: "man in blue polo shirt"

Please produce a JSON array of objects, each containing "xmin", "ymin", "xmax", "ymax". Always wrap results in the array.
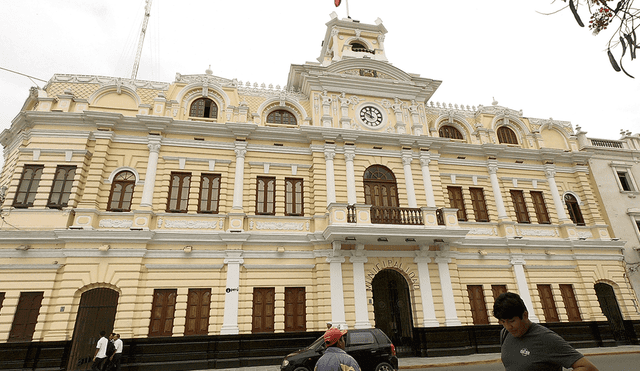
[{"xmin": 315, "ymin": 327, "xmax": 360, "ymax": 371}]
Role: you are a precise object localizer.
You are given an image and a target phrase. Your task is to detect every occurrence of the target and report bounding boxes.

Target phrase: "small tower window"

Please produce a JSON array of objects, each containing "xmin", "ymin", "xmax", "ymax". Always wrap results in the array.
[
  {"xmin": 497, "ymin": 126, "xmax": 518, "ymax": 144},
  {"xmin": 189, "ymin": 98, "xmax": 218, "ymax": 119},
  {"xmin": 439, "ymin": 125, "xmax": 463, "ymax": 139},
  {"xmin": 267, "ymin": 110, "xmax": 297, "ymax": 125}
]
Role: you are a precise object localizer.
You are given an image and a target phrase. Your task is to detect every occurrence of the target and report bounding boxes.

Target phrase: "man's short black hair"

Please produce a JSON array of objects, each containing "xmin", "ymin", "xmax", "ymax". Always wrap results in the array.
[
  {"xmin": 493, "ymin": 292, "xmax": 528, "ymax": 320},
  {"xmin": 100, "ymin": 330, "xmax": 106, "ymax": 336}
]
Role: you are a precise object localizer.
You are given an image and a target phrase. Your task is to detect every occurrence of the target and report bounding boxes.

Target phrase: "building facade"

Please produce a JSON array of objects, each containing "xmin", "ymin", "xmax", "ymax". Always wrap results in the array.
[
  {"xmin": 0, "ymin": 14, "xmax": 638, "ymax": 370},
  {"xmin": 577, "ymin": 129, "xmax": 640, "ymax": 304}
]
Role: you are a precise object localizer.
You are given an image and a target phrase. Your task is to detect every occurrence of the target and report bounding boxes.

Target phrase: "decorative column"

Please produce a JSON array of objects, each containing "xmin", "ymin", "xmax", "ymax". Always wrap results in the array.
[
  {"xmin": 409, "ymin": 100, "xmax": 423, "ymax": 136},
  {"xmin": 140, "ymin": 136, "xmax": 161, "ymax": 207},
  {"xmin": 420, "ymin": 154, "xmax": 436, "ymax": 207},
  {"xmin": 510, "ymin": 255, "xmax": 539, "ymax": 323},
  {"xmin": 402, "ymin": 151, "xmax": 417, "ymax": 208},
  {"xmin": 232, "ymin": 141, "xmax": 248, "ymax": 210},
  {"xmin": 488, "ymin": 162, "xmax": 509, "ymax": 220},
  {"xmin": 328, "ymin": 249, "xmax": 347, "ymax": 329},
  {"xmin": 345, "ymin": 147, "xmax": 357, "ymax": 205},
  {"xmin": 392, "ymin": 98, "xmax": 405, "ymax": 134},
  {"xmin": 321, "ymin": 91, "xmax": 333, "ymax": 127},
  {"xmin": 415, "ymin": 249, "xmax": 439, "ymax": 327},
  {"xmin": 544, "ymin": 165, "xmax": 569, "ymax": 222},
  {"xmin": 435, "ymin": 254, "xmax": 462, "ymax": 326},
  {"xmin": 220, "ymin": 251, "xmax": 244, "ymax": 334},
  {"xmin": 339, "ymin": 93, "xmax": 351, "ymax": 129},
  {"xmin": 325, "ymin": 145, "xmax": 337, "ymax": 206},
  {"xmin": 351, "ymin": 247, "xmax": 371, "ymax": 329}
]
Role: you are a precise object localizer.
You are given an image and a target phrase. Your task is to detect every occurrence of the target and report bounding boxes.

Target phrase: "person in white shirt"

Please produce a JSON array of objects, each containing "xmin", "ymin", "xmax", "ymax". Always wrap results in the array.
[
  {"xmin": 92, "ymin": 331, "xmax": 108, "ymax": 371},
  {"xmin": 110, "ymin": 333, "xmax": 123, "ymax": 371}
]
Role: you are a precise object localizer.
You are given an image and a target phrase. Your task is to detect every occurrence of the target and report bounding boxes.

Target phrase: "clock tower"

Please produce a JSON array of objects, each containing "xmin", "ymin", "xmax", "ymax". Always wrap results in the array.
[{"xmin": 287, "ymin": 13, "xmax": 442, "ymax": 133}]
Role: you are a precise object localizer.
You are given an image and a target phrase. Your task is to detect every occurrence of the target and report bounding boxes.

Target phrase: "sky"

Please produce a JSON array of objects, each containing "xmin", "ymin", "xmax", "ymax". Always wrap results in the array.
[{"xmin": 0, "ymin": 0, "xmax": 638, "ymax": 141}]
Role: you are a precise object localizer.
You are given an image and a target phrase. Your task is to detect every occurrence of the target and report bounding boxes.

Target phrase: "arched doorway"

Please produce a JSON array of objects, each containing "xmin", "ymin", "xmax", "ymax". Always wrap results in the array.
[
  {"xmin": 67, "ymin": 288, "xmax": 119, "ymax": 371},
  {"xmin": 594, "ymin": 282, "xmax": 627, "ymax": 342},
  {"xmin": 363, "ymin": 165, "xmax": 400, "ymax": 224},
  {"xmin": 372, "ymin": 269, "xmax": 413, "ymax": 354}
]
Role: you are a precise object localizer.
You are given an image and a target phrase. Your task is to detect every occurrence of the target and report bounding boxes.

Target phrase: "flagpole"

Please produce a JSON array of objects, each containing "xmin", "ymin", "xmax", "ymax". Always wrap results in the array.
[{"xmin": 345, "ymin": 0, "xmax": 350, "ymax": 18}]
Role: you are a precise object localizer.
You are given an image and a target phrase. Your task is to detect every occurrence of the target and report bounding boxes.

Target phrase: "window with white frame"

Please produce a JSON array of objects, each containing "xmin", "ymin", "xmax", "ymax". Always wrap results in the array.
[{"xmin": 610, "ymin": 163, "xmax": 638, "ymax": 193}]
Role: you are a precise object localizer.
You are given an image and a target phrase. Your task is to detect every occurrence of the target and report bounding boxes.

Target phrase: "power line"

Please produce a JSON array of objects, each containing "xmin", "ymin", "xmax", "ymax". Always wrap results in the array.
[{"xmin": 0, "ymin": 66, "xmax": 47, "ymax": 83}]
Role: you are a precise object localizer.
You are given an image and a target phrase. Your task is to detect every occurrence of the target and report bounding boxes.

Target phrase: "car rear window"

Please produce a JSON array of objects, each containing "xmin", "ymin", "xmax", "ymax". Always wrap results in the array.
[{"xmin": 349, "ymin": 332, "xmax": 375, "ymax": 345}]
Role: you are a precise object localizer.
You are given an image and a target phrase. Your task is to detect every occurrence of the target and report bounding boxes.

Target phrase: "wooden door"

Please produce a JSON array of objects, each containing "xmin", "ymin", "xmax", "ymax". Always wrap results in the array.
[
  {"xmin": 537, "ymin": 284, "xmax": 559, "ymax": 322},
  {"xmin": 252, "ymin": 288, "xmax": 275, "ymax": 333},
  {"xmin": 284, "ymin": 287, "xmax": 306, "ymax": 332},
  {"xmin": 467, "ymin": 285, "xmax": 489, "ymax": 325},
  {"xmin": 148, "ymin": 289, "xmax": 177, "ymax": 337},
  {"xmin": 595, "ymin": 283, "xmax": 626, "ymax": 341},
  {"xmin": 67, "ymin": 288, "xmax": 119, "ymax": 371},
  {"xmin": 8, "ymin": 291, "xmax": 44, "ymax": 342},
  {"xmin": 185, "ymin": 288, "xmax": 211, "ymax": 336}
]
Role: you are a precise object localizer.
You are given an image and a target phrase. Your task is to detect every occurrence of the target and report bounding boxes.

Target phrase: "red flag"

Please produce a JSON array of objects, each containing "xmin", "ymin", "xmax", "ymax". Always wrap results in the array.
[{"xmin": 335, "ymin": 0, "xmax": 341, "ymax": 6}]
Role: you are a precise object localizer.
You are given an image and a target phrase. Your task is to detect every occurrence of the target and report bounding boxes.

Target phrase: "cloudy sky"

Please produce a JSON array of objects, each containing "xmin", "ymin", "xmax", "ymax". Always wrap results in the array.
[{"xmin": 1, "ymin": 0, "xmax": 638, "ymax": 140}]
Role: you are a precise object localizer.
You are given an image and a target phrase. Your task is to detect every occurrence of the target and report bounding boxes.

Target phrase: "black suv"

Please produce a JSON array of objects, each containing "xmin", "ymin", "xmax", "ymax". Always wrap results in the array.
[{"xmin": 280, "ymin": 328, "xmax": 398, "ymax": 371}]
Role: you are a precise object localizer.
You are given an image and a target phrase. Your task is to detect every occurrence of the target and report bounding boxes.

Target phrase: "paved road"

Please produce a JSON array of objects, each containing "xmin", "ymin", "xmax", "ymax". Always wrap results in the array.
[{"xmin": 406, "ymin": 352, "xmax": 640, "ymax": 370}]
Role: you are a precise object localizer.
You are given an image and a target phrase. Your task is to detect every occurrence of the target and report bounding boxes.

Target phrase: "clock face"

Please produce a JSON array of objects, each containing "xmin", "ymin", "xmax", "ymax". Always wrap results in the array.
[{"xmin": 359, "ymin": 106, "xmax": 383, "ymax": 127}]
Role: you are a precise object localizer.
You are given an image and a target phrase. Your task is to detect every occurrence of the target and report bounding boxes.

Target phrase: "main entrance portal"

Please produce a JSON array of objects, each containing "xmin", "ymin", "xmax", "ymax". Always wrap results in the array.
[
  {"xmin": 67, "ymin": 288, "xmax": 119, "ymax": 371},
  {"xmin": 371, "ymin": 269, "xmax": 413, "ymax": 354}
]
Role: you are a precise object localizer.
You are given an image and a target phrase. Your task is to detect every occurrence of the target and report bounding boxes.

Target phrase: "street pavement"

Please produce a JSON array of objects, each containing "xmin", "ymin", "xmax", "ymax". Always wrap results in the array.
[{"xmin": 207, "ymin": 345, "xmax": 640, "ymax": 370}]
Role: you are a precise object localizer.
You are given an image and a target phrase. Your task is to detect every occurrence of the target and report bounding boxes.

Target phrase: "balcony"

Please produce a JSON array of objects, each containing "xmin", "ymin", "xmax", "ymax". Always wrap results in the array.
[{"xmin": 347, "ymin": 205, "xmax": 424, "ymax": 225}]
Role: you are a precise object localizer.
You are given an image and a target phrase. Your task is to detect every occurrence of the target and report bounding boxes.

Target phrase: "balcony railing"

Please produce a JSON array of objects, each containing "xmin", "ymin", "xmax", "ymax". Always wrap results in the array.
[
  {"xmin": 347, "ymin": 204, "xmax": 356, "ymax": 223},
  {"xmin": 590, "ymin": 139, "xmax": 624, "ymax": 148},
  {"xmin": 369, "ymin": 206, "xmax": 423, "ymax": 225}
]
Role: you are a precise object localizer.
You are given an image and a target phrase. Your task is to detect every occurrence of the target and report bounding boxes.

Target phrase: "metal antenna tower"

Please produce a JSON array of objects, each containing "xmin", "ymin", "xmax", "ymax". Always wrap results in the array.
[{"xmin": 131, "ymin": 0, "xmax": 153, "ymax": 80}]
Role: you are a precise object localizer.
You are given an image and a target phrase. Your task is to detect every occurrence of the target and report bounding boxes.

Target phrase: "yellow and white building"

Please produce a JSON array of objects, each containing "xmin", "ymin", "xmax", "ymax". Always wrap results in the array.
[{"xmin": 0, "ymin": 13, "xmax": 638, "ymax": 369}]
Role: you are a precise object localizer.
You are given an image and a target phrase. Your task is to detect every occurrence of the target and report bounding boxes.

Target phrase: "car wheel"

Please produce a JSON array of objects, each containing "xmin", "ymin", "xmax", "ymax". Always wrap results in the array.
[
  {"xmin": 293, "ymin": 367, "xmax": 310, "ymax": 371},
  {"xmin": 374, "ymin": 362, "xmax": 394, "ymax": 371}
]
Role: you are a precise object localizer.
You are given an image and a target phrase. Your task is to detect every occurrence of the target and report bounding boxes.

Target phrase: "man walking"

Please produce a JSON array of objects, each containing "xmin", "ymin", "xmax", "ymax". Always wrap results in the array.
[
  {"xmin": 110, "ymin": 333, "xmax": 123, "ymax": 371},
  {"xmin": 314, "ymin": 327, "xmax": 360, "ymax": 371},
  {"xmin": 92, "ymin": 331, "xmax": 109, "ymax": 371},
  {"xmin": 493, "ymin": 292, "xmax": 599, "ymax": 371}
]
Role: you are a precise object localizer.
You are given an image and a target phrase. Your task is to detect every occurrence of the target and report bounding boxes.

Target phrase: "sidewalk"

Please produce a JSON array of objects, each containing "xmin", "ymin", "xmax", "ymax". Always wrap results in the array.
[{"xmin": 209, "ymin": 345, "xmax": 640, "ymax": 371}]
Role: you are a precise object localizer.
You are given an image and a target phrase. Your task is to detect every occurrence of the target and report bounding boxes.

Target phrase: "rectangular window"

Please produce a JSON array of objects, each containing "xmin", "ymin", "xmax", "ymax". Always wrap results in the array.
[
  {"xmin": 285, "ymin": 178, "xmax": 304, "ymax": 216},
  {"xmin": 537, "ymin": 284, "xmax": 559, "ymax": 322},
  {"xmin": 0, "ymin": 292, "xmax": 4, "ymax": 312},
  {"xmin": 469, "ymin": 187, "xmax": 489, "ymax": 222},
  {"xmin": 285, "ymin": 287, "xmax": 306, "ymax": 332},
  {"xmin": 491, "ymin": 285, "xmax": 507, "ymax": 300},
  {"xmin": 510, "ymin": 190, "xmax": 530, "ymax": 223},
  {"xmin": 185, "ymin": 288, "xmax": 211, "ymax": 336},
  {"xmin": 467, "ymin": 285, "xmax": 489, "ymax": 325},
  {"xmin": 148, "ymin": 289, "xmax": 177, "ymax": 337},
  {"xmin": 252, "ymin": 287, "xmax": 275, "ymax": 333},
  {"xmin": 256, "ymin": 177, "xmax": 276, "ymax": 215},
  {"xmin": 559, "ymin": 284, "xmax": 582, "ymax": 322},
  {"xmin": 8, "ymin": 292, "xmax": 44, "ymax": 342},
  {"xmin": 13, "ymin": 165, "xmax": 44, "ymax": 208},
  {"xmin": 167, "ymin": 172, "xmax": 191, "ymax": 213},
  {"xmin": 447, "ymin": 186, "xmax": 467, "ymax": 221},
  {"xmin": 198, "ymin": 173, "xmax": 221, "ymax": 214},
  {"xmin": 530, "ymin": 191, "xmax": 550, "ymax": 224},
  {"xmin": 47, "ymin": 165, "xmax": 76, "ymax": 209},
  {"xmin": 617, "ymin": 171, "xmax": 635, "ymax": 191}
]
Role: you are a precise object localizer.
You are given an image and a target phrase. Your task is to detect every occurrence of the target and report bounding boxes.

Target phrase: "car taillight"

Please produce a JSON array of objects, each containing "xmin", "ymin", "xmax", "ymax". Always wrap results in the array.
[{"xmin": 390, "ymin": 343, "xmax": 396, "ymax": 356}]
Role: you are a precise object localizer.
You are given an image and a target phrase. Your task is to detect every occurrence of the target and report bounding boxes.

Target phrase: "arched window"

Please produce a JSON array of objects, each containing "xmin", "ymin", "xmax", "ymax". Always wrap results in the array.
[
  {"xmin": 266, "ymin": 110, "xmax": 297, "ymax": 125},
  {"xmin": 439, "ymin": 125, "xmax": 463, "ymax": 139},
  {"xmin": 564, "ymin": 194, "xmax": 585, "ymax": 226},
  {"xmin": 363, "ymin": 165, "xmax": 400, "ymax": 224},
  {"xmin": 108, "ymin": 171, "xmax": 135, "ymax": 212},
  {"xmin": 497, "ymin": 126, "xmax": 518, "ymax": 144},
  {"xmin": 189, "ymin": 98, "xmax": 218, "ymax": 119}
]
